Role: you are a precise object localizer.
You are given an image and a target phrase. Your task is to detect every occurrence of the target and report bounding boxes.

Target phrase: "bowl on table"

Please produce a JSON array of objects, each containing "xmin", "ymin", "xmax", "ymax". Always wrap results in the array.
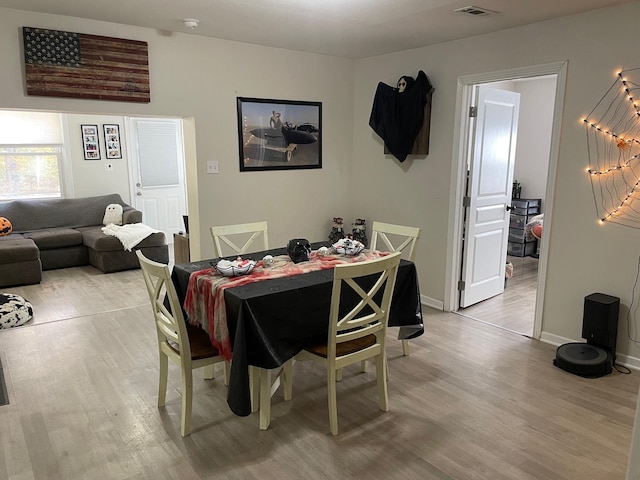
[
  {"xmin": 332, "ymin": 238, "xmax": 365, "ymax": 256},
  {"xmin": 214, "ymin": 258, "xmax": 256, "ymax": 277}
]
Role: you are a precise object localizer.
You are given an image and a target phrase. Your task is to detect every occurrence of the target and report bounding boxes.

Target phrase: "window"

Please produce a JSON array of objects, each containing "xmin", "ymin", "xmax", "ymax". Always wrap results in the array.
[
  {"xmin": 0, "ymin": 146, "xmax": 63, "ymax": 199},
  {"xmin": 0, "ymin": 111, "xmax": 67, "ymax": 200}
]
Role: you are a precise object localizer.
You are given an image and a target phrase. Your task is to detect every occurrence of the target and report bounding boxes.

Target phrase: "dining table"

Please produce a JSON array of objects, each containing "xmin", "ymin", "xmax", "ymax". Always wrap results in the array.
[{"xmin": 170, "ymin": 242, "xmax": 424, "ymax": 417}]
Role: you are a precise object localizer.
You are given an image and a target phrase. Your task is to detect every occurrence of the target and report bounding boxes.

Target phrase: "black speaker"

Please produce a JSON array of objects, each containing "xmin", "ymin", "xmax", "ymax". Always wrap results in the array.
[{"xmin": 582, "ymin": 292, "xmax": 619, "ymax": 362}]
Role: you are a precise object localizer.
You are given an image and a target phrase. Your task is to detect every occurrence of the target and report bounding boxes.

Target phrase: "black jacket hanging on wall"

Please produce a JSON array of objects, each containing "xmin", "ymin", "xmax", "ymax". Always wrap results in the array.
[{"xmin": 368, "ymin": 70, "xmax": 433, "ymax": 162}]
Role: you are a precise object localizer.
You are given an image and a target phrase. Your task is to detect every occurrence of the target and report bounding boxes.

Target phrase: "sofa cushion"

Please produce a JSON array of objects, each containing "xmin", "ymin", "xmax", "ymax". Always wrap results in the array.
[
  {"xmin": 79, "ymin": 226, "xmax": 122, "ymax": 251},
  {"xmin": 0, "ymin": 238, "xmax": 39, "ymax": 263},
  {"xmin": 80, "ymin": 226, "xmax": 166, "ymax": 252},
  {"xmin": 23, "ymin": 228, "xmax": 83, "ymax": 250},
  {"xmin": 0, "ymin": 233, "xmax": 25, "ymax": 240},
  {"xmin": 0, "ymin": 260, "xmax": 41, "ymax": 288},
  {"xmin": 122, "ymin": 208, "xmax": 142, "ymax": 224}
]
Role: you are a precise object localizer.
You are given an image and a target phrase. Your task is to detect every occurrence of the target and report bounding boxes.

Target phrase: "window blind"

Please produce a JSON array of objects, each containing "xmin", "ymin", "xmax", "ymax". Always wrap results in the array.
[
  {"xmin": 0, "ymin": 111, "xmax": 63, "ymax": 144},
  {"xmin": 136, "ymin": 120, "xmax": 180, "ymax": 187}
]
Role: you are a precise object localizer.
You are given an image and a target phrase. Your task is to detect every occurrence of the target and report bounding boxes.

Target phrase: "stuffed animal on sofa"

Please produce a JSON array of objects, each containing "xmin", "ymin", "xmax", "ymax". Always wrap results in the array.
[
  {"xmin": 103, "ymin": 203, "xmax": 123, "ymax": 226},
  {"xmin": 0, "ymin": 217, "xmax": 12, "ymax": 236}
]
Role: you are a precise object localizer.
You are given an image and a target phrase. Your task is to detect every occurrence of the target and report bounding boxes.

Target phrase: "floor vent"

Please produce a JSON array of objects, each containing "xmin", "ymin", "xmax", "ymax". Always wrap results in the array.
[{"xmin": 454, "ymin": 5, "xmax": 496, "ymax": 16}]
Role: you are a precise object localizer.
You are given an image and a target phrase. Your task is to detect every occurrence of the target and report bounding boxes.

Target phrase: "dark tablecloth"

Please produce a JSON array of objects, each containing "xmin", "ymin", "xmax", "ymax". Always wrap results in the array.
[{"xmin": 171, "ymin": 245, "xmax": 423, "ymax": 416}]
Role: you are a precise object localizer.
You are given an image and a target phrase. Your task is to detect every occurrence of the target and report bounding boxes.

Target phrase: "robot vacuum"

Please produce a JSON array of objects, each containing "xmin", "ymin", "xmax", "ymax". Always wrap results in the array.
[
  {"xmin": 553, "ymin": 342, "xmax": 612, "ymax": 378},
  {"xmin": 553, "ymin": 293, "xmax": 619, "ymax": 378}
]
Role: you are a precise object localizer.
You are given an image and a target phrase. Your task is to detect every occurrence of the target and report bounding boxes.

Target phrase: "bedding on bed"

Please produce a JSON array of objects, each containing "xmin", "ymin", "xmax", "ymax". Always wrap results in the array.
[{"xmin": 525, "ymin": 213, "xmax": 543, "ymax": 240}]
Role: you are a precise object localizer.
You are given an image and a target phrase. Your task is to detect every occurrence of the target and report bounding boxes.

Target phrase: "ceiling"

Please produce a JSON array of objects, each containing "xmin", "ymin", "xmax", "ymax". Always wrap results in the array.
[{"xmin": 0, "ymin": 0, "xmax": 633, "ymax": 58}]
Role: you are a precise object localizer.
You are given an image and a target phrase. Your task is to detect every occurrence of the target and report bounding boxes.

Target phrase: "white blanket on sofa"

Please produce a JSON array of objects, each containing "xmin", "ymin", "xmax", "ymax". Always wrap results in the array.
[{"xmin": 102, "ymin": 223, "xmax": 160, "ymax": 251}]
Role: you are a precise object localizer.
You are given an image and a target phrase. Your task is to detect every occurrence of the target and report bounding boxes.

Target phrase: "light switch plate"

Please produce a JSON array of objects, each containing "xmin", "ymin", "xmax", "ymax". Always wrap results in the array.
[{"xmin": 207, "ymin": 160, "xmax": 219, "ymax": 174}]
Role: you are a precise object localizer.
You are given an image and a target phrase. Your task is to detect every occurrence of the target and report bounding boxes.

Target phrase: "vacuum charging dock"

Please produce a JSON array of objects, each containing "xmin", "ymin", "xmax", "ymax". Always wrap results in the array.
[{"xmin": 553, "ymin": 293, "xmax": 619, "ymax": 378}]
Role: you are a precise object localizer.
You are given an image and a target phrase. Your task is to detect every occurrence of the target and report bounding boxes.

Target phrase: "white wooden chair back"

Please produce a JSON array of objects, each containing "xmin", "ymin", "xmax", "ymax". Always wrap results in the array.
[
  {"xmin": 370, "ymin": 221, "xmax": 421, "ymax": 261},
  {"xmin": 293, "ymin": 252, "xmax": 402, "ymax": 435},
  {"xmin": 328, "ymin": 252, "xmax": 402, "ymax": 366},
  {"xmin": 137, "ymin": 250, "xmax": 191, "ymax": 363},
  {"xmin": 370, "ymin": 221, "xmax": 419, "ymax": 357},
  {"xmin": 210, "ymin": 221, "xmax": 269, "ymax": 257}
]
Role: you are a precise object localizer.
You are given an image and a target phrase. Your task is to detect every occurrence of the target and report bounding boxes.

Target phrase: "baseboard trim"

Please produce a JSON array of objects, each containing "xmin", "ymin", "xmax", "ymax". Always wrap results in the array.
[
  {"xmin": 421, "ymin": 295, "xmax": 443, "ymax": 310},
  {"xmin": 539, "ymin": 331, "xmax": 571, "ymax": 346},
  {"xmin": 539, "ymin": 331, "xmax": 640, "ymax": 371}
]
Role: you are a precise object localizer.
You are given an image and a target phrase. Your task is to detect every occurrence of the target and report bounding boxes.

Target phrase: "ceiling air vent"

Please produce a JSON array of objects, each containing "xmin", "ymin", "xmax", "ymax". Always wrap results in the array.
[{"xmin": 454, "ymin": 5, "xmax": 496, "ymax": 16}]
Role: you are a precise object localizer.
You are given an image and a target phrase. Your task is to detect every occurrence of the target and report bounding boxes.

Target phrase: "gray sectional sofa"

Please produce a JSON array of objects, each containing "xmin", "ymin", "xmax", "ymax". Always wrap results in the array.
[{"xmin": 0, "ymin": 193, "xmax": 168, "ymax": 288}]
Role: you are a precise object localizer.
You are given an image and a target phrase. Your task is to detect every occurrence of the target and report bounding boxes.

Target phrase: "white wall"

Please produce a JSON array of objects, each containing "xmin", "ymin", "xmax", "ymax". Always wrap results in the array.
[
  {"xmin": 352, "ymin": 3, "xmax": 640, "ymax": 364},
  {"xmin": 65, "ymin": 114, "xmax": 131, "ymax": 202},
  {"xmin": 512, "ymin": 77, "xmax": 556, "ymax": 205},
  {"xmin": 0, "ymin": 7, "xmax": 355, "ymax": 260}
]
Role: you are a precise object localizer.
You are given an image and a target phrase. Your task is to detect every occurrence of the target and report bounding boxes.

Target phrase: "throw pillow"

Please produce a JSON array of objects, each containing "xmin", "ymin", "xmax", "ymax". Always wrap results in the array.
[
  {"xmin": 0, "ymin": 217, "xmax": 12, "ymax": 236},
  {"xmin": 103, "ymin": 204, "xmax": 124, "ymax": 226}
]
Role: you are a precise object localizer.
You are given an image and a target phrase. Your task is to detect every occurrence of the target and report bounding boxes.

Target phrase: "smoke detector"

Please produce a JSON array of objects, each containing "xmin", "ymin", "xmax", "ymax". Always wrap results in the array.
[
  {"xmin": 182, "ymin": 18, "xmax": 199, "ymax": 29},
  {"xmin": 454, "ymin": 6, "xmax": 496, "ymax": 16}
]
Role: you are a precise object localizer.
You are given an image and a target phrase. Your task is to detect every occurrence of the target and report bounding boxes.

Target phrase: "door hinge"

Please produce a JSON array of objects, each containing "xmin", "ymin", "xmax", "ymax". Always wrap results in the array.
[
  {"xmin": 458, "ymin": 280, "xmax": 466, "ymax": 291},
  {"xmin": 463, "ymin": 196, "xmax": 471, "ymax": 207},
  {"xmin": 469, "ymin": 106, "xmax": 477, "ymax": 117}
]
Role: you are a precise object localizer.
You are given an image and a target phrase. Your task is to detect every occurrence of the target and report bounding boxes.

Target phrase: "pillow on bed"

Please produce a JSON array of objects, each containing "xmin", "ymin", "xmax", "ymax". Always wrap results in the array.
[{"xmin": 103, "ymin": 204, "xmax": 123, "ymax": 226}]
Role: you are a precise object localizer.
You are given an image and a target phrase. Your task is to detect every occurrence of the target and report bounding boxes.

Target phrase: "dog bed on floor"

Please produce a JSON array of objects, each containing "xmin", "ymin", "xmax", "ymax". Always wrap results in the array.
[{"xmin": 0, "ymin": 293, "xmax": 33, "ymax": 328}]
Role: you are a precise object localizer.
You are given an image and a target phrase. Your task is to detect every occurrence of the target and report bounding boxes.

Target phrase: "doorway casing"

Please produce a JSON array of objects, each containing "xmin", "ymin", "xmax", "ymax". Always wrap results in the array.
[{"xmin": 445, "ymin": 61, "xmax": 568, "ymax": 340}]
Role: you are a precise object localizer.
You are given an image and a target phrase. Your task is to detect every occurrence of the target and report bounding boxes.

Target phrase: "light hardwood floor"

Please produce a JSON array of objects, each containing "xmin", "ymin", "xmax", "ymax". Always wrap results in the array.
[
  {"xmin": 459, "ymin": 255, "xmax": 539, "ymax": 336},
  {"xmin": 0, "ymin": 264, "xmax": 638, "ymax": 480}
]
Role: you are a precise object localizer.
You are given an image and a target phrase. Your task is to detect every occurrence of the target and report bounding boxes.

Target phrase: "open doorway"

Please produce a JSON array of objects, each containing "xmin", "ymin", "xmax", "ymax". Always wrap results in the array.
[
  {"xmin": 445, "ymin": 62, "xmax": 567, "ymax": 340},
  {"xmin": 460, "ymin": 76, "xmax": 555, "ymax": 336}
]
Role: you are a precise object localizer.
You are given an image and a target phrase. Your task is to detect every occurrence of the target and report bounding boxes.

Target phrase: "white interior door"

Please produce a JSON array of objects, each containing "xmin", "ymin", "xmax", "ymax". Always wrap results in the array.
[
  {"xmin": 460, "ymin": 86, "xmax": 520, "ymax": 308},
  {"xmin": 126, "ymin": 117, "xmax": 186, "ymax": 239}
]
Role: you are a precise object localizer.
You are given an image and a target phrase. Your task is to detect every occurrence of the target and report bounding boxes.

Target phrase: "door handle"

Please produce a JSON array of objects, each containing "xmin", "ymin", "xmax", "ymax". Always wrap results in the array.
[
  {"xmin": 506, "ymin": 205, "xmax": 512, "ymax": 211},
  {"xmin": 136, "ymin": 182, "xmax": 141, "ymax": 187},
  {"xmin": 137, "ymin": 192, "xmax": 142, "ymax": 196}
]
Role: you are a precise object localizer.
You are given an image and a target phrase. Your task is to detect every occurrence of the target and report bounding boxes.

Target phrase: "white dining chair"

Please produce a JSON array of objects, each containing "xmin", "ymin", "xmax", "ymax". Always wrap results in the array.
[
  {"xmin": 136, "ymin": 251, "xmax": 229, "ymax": 436},
  {"xmin": 210, "ymin": 221, "xmax": 269, "ymax": 257},
  {"xmin": 210, "ymin": 220, "xmax": 287, "ymax": 428},
  {"xmin": 294, "ymin": 252, "xmax": 402, "ymax": 435},
  {"xmin": 256, "ymin": 361, "xmax": 294, "ymax": 430},
  {"xmin": 370, "ymin": 221, "xmax": 421, "ymax": 356},
  {"xmin": 370, "ymin": 221, "xmax": 421, "ymax": 262}
]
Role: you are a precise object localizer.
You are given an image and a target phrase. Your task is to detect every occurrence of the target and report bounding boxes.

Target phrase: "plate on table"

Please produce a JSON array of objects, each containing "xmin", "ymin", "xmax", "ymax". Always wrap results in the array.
[
  {"xmin": 214, "ymin": 258, "xmax": 256, "ymax": 277},
  {"xmin": 332, "ymin": 238, "xmax": 365, "ymax": 256}
]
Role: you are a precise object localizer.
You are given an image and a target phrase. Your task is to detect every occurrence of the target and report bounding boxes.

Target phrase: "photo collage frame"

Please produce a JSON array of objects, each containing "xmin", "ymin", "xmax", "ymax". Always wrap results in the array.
[
  {"xmin": 81, "ymin": 123, "xmax": 123, "ymax": 160},
  {"xmin": 81, "ymin": 124, "xmax": 100, "ymax": 160},
  {"xmin": 103, "ymin": 124, "xmax": 122, "ymax": 159}
]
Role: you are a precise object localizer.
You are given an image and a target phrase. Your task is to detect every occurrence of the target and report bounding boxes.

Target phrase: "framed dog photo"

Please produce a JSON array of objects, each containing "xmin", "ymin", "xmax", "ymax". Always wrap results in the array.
[
  {"xmin": 237, "ymin": 97, "xmax": 322, "ymax": 172},
  {"xmin": 103, "ymin": 124, "xmax": 122, "ymax": 159},
  {"xmin": 81, "ymin": 124, "xmax": 100, "ymax": 160}
]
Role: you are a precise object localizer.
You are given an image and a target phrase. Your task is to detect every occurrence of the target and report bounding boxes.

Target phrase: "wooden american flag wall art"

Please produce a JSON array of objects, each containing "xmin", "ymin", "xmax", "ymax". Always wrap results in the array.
[{"xmin": 22, "ymin": 27, "xmax": 150, "ymax": 103}]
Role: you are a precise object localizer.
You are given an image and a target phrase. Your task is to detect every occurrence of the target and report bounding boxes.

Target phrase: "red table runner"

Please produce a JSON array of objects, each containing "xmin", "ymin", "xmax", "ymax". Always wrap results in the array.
[{"xmin": 183, "ymin": 250, "xmax": 389, "ymax": 359}]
